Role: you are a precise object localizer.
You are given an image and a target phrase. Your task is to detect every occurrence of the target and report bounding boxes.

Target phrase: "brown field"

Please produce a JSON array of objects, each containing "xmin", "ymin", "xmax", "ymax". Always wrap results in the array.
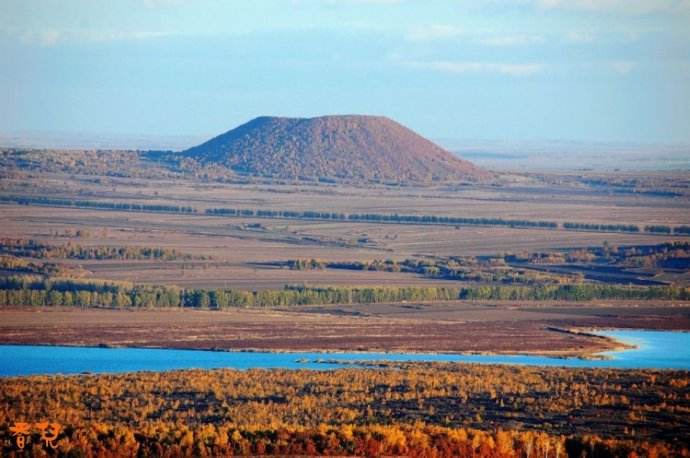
[
  {"xmin": 0, "ymin": 201, "xmax": 684, "ymax": 289},
  {"xmin": 2, "ymin": 303, "xmax": 689, "ymax": 356},
  {"xmin": 6, "ymin": 170, "xmax": 690, "ymax": 222}
]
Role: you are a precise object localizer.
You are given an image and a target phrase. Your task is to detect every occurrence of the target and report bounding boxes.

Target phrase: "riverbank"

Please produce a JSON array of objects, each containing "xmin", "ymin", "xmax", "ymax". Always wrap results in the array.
[
  {"xmin": 1, "ymin": 302, "xmax": 688, "ymax": 358},
  {"xmin": 2, "ymin": 328, "xmax": 690, "ymax": 377}
]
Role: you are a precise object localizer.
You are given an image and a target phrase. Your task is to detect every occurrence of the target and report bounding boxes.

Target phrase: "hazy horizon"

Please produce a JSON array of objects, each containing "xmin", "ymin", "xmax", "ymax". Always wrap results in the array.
[{"xmin": 3, "ymin": 126, "xmax": 688, "ymax": 172}]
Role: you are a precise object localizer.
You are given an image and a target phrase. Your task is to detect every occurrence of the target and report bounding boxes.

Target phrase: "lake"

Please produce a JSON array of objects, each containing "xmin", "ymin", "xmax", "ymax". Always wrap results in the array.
[{"xmin": 1, "ymin": 330, "xmax": 688, "ymax": 376}]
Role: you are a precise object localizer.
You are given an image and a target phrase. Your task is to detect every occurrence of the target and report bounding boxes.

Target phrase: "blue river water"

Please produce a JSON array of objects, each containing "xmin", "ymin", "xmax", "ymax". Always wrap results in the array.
[{"xmin": 0, "ymin": 330, "xmax": 688, "ymax": 376}]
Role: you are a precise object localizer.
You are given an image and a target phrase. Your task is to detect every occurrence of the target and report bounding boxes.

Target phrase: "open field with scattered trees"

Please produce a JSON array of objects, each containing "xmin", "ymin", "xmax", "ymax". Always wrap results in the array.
[
  {"xmin": 1, "ymin": 166, "xmax": 689, "ymax": 355},
  {"xmin": 1, "ymin": 363, "xmax": 688, "ymax": 456}
]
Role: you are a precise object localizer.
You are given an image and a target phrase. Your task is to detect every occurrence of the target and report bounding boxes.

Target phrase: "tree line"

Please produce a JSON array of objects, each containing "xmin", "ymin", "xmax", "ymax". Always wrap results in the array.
[
  {"xmin": 208, "ymin": 207, "xmax": 558, "ymax": 229},
  {"xmin": 283, "ymin": 240, "xmax": 690, "ymax": 285},
  {"xmin": 3, "ymin": 193, "xmax": 690, "ymax": 235},
  {"xmin": 458, "ymin": 283, "xmax": 690, "ymax": 301},
  {"xmin": 0, "ymin": 255, "xmax": 88, "ymax": 279},
  {"xmin": 208, "ymin": 206, "xmax": 690, "ymax": 235},
  {"xmin": 1, "ymin": 276, "xmax": 687, "ymax": 308},
  {"xmin": 285, "ymin": 257, "xmax": 571, "ymax": 285},
  {"xmin": 0, "ymin": 277, "xmax": 459, "ymax": 308},
  {"xmin": 0, "ymin": 238, "xmax": 204, "ymax": 261},
  {"xmin": 0, "ymin": 194, "xmax": 195, "ymax": 214},
  {"xmin": 562, "ymin": 222, "xmax": 640, "ymax": 233}
]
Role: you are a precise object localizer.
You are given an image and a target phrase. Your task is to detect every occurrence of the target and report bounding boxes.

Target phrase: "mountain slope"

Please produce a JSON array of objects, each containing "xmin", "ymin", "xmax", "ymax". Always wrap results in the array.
[{"xmin": 183, "ymin": 115, "xmax": 488, "ymax": 182}]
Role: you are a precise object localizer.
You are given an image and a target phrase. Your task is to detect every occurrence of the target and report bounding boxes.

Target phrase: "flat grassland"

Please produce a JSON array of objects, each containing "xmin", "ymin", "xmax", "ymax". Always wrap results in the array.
[
  {"xmin": 2, "ymin": 302, "xmax": 689, "ymax": 356},
  {"xmin": 1, "ymin": 169, "xmax": 688, "ymax": 289}
]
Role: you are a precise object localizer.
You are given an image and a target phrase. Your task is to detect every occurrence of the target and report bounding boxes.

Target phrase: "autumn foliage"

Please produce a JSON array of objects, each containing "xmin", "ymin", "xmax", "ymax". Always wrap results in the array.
[{"xmin": 1, "ymin": 363, "xmax": 688, "ymax": 456}]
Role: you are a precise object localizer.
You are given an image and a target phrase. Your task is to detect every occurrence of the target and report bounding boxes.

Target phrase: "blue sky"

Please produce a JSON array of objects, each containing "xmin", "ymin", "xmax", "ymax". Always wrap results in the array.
[{"xmin": 1, "ymin": 0, "xmax": 689, "ymax": 145}]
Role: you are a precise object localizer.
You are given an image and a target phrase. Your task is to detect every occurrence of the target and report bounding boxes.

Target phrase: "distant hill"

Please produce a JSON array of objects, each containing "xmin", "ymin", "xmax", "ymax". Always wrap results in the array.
[{"xmin": 182, "ymin": 115, "xmax": 489, "ymax": 182}]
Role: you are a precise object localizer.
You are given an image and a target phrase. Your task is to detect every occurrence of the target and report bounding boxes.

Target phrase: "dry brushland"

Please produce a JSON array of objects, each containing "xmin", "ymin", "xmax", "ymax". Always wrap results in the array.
[{"xmin": 1, "ymin": 364, "xmax": 689, "ymax": 456}]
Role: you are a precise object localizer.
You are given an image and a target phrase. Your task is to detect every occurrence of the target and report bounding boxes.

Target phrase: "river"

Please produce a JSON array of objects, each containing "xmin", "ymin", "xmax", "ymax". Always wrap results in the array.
[{"xmin": 1, "ymin": 330, "xmax": 688, "ymax": 376}]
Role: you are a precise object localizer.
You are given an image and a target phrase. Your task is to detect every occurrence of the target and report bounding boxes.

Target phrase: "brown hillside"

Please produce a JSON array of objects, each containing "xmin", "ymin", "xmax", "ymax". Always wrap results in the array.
[{"xmin": 182, "ymin": 115, "xmax": 489, "ymax": 182}]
